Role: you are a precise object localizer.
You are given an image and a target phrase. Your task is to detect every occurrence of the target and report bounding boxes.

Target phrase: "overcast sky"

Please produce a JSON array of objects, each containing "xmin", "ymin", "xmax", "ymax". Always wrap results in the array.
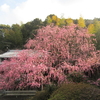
[{"xmin": 0, "ymin": 0, "xmax": 100, "ymax": 25}]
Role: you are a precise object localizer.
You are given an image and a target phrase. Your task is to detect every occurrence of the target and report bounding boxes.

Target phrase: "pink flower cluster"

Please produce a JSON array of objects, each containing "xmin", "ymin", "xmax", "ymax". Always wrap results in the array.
[{"xmin": 0, "ymin": 50, "xmax": 65, "ymax": 90}]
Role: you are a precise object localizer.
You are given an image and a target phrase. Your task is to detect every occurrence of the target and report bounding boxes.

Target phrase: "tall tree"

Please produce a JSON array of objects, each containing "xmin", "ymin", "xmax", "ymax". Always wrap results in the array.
[
  {"xmin": 88, "ymin": 24, "xmax": 95, "ymax": 34},
  {"xmin": 21, "ymin": 18, "xmax": 43, "ymax": 44},
  {"xmin": 66, "ymin": 18, "xmax": 74, "ymax": 26},
  {"xmin": 4, "ymin": 24, "xmax": 23, "ymax": 49},
  {"xmin": 44, "ymin": 14, "xmax": 55, "ymax": 26},
  {"xmin": 93, "ymin": 19, "xmax": 100, "ymax": 49},
  {"xmin": 58, "ymin": 18, "xmax": 66, "ymax": 27},
  {"xmin": 0, "ymin": 25, "xmax": 11, "ymax": 51},
  {"xmin": 93, "ymin": 19, "xmax": 100, "ymax": 33},
  {"xmin": 0, "ymin": 30, "xmax": 4, "ymax": 51},
  {"xmin": 78, "ymin": 17, "xmax": 86, "ymax": 28}
]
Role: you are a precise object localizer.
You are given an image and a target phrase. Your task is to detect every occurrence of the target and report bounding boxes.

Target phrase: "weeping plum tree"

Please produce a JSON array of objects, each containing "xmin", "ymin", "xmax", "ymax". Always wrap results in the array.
[
  {"xmin": 25, "ymin": 25, "xmax": 100, "ymax": 77},
  {"xmin": 25, "ymin": 25, "xmax": 97, "ymax": 67},
  {"xmin": 0, "ymin": 25, "xmax": 99, "ymax": 90},
  {"xmin": 0, "ymin": 50, "xmax": 65, "ymax": 90}
]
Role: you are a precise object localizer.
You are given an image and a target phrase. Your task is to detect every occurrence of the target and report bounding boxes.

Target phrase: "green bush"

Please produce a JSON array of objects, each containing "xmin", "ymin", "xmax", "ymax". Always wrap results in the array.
[
  {"xmin": 27, "ymin": 84, "xmax": 57, "ymax": 100},
  {"xmin": 29, "ymin": 90, "xmax": 49, "ymax": 100},
  {"xmin": 49, "ymin": 83, "xmax": 100, "ymax": 100}
]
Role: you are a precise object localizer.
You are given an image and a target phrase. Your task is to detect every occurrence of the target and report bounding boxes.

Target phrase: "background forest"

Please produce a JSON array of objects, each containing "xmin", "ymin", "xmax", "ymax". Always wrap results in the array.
[{"xmin": 0, "ymin": 14, "xmax": 100, "ymax": 53}]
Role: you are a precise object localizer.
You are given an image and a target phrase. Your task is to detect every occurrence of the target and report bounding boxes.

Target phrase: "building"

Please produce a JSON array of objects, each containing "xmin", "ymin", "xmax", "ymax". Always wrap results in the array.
[
  {"xmin": 0, "ymin": 50, "xmax": 43, "ymax": 64},
  {"xmin": 0, "ymin": 50, "xmax": 21, "ymax": 64}
]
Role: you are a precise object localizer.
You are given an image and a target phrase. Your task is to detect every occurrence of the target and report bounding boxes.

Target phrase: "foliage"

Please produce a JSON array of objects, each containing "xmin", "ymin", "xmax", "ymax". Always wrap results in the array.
[
  {"xmin": 65, "ymin": 18, "xmax": 73, "ymax": 26},
  {"xmin": 28, "ymin": 90, "xmax": 49, "ymax": 100},
  {"xmin": 44, "ymin": 84, "xmax": 58, "ymax": 95},
  {"xmin": 4, "ymin": 24, "xmax": 23, "ymax": 49},
  {"xmin": 85, "ymin": 19, "xmax": 100, "ymax": 50},
  {"xmin": 93, "ymin": 19, "xmax": 100, "ymax": 34},
  {"xmin": 58, "ymin": 16, "xmax": 66, "ymax": 27},
  {"xmin": 44, "ymin": 14, "xmax": 66, "ymax": 26},
  {"xmin": 49, "ymin": 83, "xmax": 100, "ymax": 100},
  {"xmin": 0, "ymin": 18, "xmax": 44, "ymax": 51},
  {"xmin": 93, "ymin": 20, "xmax": 100, "ymax": 49},
  {"xmin": 44, "ymin": 14, "xmax": 56, "ymax": 25},
  {"xmin": 27, "ymin": 85, "xmax": 57, "ymax": 100},
  {"xmin": 95, "ymin": 30, "xmax": 100, "ymax": 50},
  {"xmin": 88, "ymin": 24, "xmax": 95, "ymax": 34},
  {"xmin": 21, "ymin": 18, "xmax": 43, "ymax": 44},
  {"xmin": 0, "ymin": 31, "xmax": 5, "ymax": 50},
  {"xmin": 0, "ymin": 24, "xmax": 11, "ymax": 51},
  {"xmin": 78, "ymin": 17, "xmax": 86, "ymax": 27},
  {"xmin": 0, "ymin": 24, "xmax": 10, "ymax": 29}
]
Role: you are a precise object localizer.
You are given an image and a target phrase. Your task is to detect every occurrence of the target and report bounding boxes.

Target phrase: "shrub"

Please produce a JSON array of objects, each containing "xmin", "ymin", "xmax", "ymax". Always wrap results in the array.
[
  {"xmin": 27, "ymin": 85, "xmax": 58, "ymax": 100},
  {"xmin": 29, "ymin": 90, "xmax": 49, "ymax": 100},
  {"xmin": 0, "ymin": 50, "xmax": 65, "ymax": 90},
  {"xmin": 49, "ymin": 83, "xmax": 100, "ymax": 100}
]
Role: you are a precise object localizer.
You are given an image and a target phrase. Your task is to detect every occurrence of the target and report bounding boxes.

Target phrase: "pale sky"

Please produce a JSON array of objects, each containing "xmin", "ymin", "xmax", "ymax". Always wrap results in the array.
[{"xmin": 0, "ymin": 0, "xmax": 100, "ymax": 25}]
